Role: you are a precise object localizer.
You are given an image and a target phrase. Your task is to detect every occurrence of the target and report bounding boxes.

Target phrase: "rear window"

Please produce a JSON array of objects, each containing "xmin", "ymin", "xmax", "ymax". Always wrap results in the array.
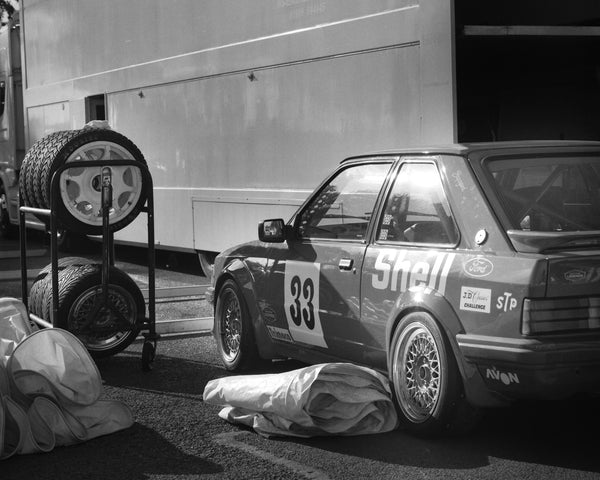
[{"xmin": 486, "ymin": 156, "xmax": 600, "ymax": 232}]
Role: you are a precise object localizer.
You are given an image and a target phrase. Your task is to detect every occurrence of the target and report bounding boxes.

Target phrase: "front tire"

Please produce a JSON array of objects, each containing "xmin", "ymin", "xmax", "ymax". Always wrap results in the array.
[
  {"xmin": 390, "ymin": 311, "xmax": 477, "ymax": 436},
  {"xmin": 214, "ymin": 279, "xmax": 261, "ymax": 371}
]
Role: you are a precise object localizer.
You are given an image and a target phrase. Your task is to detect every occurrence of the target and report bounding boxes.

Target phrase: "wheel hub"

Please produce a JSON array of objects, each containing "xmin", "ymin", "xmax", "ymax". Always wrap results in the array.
[
  {"xmin": 68, "ymin": 285, "xmax": 135, "ymax": 348},
  {"xmin": 60, "ymin": 141, "xmax": 143, "ymax": 227},
  {"xmin": 91, "ymin": 174, "xmax": 103, "ymax": 192},
  {"xmin": 222, "ymin": 294, "xmax": 241, "ymax": 359}
]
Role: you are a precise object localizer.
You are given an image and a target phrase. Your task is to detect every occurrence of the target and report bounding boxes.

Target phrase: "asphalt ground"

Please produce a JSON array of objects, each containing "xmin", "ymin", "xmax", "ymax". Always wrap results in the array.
[{"xmin": 2, "ymin": 233, "xmax": 600, "ymax": 479}]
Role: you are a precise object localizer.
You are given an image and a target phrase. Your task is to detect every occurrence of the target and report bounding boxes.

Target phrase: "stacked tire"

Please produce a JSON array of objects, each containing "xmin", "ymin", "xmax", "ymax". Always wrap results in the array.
[
  {"xmin": 19, "ymin": 127, "xmax": 148, "ymax": 234},
  {"xmin": 21, "ymin": 128, "xmax": 148, "ymax": 358}
]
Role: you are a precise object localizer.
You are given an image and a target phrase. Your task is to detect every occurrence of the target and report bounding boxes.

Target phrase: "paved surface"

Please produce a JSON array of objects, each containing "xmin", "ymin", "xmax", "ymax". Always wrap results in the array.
[{"xmin": 2, "ymin": 234, "xmax": 600, "ymax": 479}]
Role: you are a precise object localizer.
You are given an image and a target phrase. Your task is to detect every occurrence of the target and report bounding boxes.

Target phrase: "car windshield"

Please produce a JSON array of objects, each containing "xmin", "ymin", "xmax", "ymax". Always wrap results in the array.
[{"xmin": 486, "ymin": 155, "xmax": 600, "ymax": 232}]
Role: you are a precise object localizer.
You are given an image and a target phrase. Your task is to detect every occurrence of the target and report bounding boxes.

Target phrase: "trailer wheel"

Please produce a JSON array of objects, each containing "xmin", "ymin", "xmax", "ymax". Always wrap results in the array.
[
  {"xmin": 0, "ymin": 183, "xmax": 15, "ymax": 239},
  {"xmin": 390, "ymin": 311, "xmax": 479, "ymax": 436},
  {"xmin": 31, "ymin": 263, "xmax": 144, "ymax": 358},
  {"xmin": 19, "ymin": 128, "xmax": 147, "ymax": 234}
]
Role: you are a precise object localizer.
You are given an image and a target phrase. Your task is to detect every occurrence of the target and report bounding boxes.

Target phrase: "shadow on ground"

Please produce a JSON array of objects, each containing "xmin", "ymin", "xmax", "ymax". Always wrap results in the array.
[{"xmin": 2, "ymin": 423, "xmax": 223, "ymax": 480}]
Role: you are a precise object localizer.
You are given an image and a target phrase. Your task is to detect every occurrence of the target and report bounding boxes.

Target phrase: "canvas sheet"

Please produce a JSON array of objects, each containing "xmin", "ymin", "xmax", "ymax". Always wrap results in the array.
[
  {"xmin": 203, "ymin": 362, "xmax": 398, "ymax": 438},
  {"xmin": 0, "ymin": 297, "xmax": 133, "ymax": 459}
]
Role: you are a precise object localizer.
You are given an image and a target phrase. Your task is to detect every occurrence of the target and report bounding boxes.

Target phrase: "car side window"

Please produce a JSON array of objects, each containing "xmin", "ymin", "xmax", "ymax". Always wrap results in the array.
[
  {"xmin": 377, "ymin": 162, "xmax": 459, "ymax": 245},
  {"xmin": 298, "ymin": 163, "xmax": 391, "ymax": 240}
]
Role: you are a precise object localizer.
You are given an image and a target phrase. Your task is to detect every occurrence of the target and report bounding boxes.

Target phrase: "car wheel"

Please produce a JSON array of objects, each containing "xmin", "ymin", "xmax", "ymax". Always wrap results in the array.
[
  {"xmin": 33, "ymin": 263, "xmax": 144, "ymax": 358},
  {"xmin": 390, "ymin": 311, "xmax": 478, "ymax": 436},
  {"xmin": 19, "ymin": 128, "xmax": 147, "ymax": 235},
  {"xmin": 215, "ymin": 279, "xmax": 261, "ymax": 371},
  {"xmin": 0, "ymin": 183, "xmax": 15, "ymax": 239}
]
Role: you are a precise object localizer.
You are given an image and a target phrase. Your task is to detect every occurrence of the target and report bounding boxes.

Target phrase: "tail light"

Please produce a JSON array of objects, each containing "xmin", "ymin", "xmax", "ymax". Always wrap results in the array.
[{"xmin": 522, "ymin": 297, "xmax": 600, "ymax": 335}]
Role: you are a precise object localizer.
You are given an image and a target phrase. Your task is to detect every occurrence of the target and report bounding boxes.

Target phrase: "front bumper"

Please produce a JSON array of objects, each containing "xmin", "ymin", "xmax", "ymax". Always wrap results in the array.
[{"xmin": 457, "ymin": 333, "xmax": 600, "ymax": 399}]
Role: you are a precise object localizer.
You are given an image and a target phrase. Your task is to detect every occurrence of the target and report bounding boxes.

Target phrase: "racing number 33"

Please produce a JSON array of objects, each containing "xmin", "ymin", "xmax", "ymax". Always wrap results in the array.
[
  {"xmin": 284, "ymin": 261, "xmax": 328, "ymax": 348},
  {"xmin": 289, "ymin": 275, "xmax": 315, "ymax": 329}
]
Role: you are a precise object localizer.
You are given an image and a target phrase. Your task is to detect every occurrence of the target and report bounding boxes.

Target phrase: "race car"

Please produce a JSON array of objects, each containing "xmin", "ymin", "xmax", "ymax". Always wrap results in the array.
[{"xmin": 206, "ymin": 141, "xmax": 600, "ymax": 435}]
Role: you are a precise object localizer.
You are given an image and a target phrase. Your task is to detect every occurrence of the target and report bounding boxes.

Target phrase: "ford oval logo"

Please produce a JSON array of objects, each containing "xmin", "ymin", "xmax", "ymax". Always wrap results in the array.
[
  {"xmin": 564, "ymin": 270, "xmax": 586, "ymax": 282},
  {"xmin": 464, "ymin": 258, "xmax": 494, "ymax": 277}
]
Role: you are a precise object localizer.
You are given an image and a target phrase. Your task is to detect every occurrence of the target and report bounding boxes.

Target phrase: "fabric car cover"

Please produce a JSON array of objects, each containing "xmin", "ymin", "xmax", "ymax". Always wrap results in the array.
[
  {"xmin": 0, "ymin": 298, "xmax": 133, "ymax": 459},
  {"xmin": 203, "ymin": 362, "xmax": 398, "ymax": 438}
]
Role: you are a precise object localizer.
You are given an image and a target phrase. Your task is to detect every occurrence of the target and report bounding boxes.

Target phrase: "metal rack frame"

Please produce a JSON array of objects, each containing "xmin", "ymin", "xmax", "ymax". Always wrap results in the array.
[{"xmin": 19, "ymin": 159, "xmax": 158, "ymax": 370}]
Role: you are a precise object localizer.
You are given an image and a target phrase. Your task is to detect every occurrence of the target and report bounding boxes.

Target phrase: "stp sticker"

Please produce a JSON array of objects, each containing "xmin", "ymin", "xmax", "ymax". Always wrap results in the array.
[
  {"xmin": 460, "ymin": 286, "xmax": 491, "ymax": 313},
  {"xmin": 284, "ymin": 261, "xmax": 328, "ymax": 348}
]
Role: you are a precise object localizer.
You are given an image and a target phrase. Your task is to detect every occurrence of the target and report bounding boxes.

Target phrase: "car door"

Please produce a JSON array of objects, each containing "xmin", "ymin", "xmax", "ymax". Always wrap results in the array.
[
  {"xmin": 262, "ymin": 160, "xmax": 393, "ymax": 361},
  {"xmin": 360, "ymin": 160, "xmax": 460, "ymax": 370}
]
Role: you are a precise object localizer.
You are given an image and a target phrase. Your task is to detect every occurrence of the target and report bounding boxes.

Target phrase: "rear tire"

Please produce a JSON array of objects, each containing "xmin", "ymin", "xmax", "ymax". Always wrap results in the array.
[
  {"xmin": 214, "ymin": 279, "xmax": 261, "ymax": 371},
  {"xmin": 390, "ymin": 311, "xmax": 479, "ymax": 436}
]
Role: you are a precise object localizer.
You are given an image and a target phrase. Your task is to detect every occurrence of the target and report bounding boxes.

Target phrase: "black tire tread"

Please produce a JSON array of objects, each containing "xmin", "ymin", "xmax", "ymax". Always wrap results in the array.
[
  {"xmin": 43, "ymin": 263, "xmax": 144, "ymax": 357},
  {"xmin": 43, "ymin": 263, "xmax": 100, "ymax": 325}
]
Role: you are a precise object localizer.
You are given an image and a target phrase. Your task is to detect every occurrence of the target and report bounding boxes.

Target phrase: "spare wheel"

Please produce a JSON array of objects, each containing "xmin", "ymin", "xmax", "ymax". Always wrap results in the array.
[
  {"xmin": 38, "ymin": 263, "xmax": 145, "ymax": 358},
  {"xmin": 19, "ymin": 128, "xmax": 147, "ymax": 234}
]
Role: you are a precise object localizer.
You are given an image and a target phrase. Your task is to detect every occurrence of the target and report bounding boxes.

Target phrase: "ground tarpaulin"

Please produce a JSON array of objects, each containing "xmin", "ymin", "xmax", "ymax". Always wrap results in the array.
[
  {"xmin": 203, "ymin": 362, "xmax": 398, "ymax": 437},
  {"xmin": 0, "ymin": 297, "xmax": 133, "ymax": 459}
]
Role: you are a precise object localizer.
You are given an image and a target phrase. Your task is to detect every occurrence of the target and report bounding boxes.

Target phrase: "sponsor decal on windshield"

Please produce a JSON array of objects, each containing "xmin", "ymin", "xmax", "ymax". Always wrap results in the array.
[{"xmin": 372, "ymin": 249, "xmax": 455, "ymax": 295}]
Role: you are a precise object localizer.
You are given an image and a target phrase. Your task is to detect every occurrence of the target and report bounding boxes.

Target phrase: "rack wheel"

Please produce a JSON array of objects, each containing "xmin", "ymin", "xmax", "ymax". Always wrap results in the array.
[
  {"xmin": 19, "ymin": 127, "xmax": 148, "ymax": 234},
  {"xmin": 29, "ymin": 263, "xmax": 145, "ymax": 358},
  {"xmin": 142, "ymin": 341, "xmax": 156, "ymax": 371}
]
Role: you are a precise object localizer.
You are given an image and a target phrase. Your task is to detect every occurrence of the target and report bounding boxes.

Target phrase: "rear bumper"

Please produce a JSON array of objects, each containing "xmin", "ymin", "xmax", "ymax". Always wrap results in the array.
[{"xmin": 457, "ymin": 333, "xmax": 600, "ymax": 399}]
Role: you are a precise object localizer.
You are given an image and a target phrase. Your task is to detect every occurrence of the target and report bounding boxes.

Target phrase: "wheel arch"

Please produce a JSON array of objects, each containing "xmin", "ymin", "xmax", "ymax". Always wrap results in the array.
[
  {"xmin": 214, "ymin": 258, "xmax": 278, "ymax": 360},
  {"xmin": 385, "ymin": 288, "xmax": 505, "ymax": 408}
]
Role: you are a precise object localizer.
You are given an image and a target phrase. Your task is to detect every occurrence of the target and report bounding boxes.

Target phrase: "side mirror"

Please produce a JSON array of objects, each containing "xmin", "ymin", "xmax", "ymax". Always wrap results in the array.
[{"xmin": 258, "ymin": 218, "xmax": 288, "ymax": 243}]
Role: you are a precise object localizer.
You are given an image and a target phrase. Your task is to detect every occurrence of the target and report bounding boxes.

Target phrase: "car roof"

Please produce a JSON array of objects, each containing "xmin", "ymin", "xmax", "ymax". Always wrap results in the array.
[{"xmin": 341, "ymin": 140, "xmax": 600, "ymax": 163}]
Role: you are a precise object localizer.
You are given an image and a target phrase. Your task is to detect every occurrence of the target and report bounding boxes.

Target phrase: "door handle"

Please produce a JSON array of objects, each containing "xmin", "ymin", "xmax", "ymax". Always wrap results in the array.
[{"xmin": 338, "ymin": 258, "xmax": 354, "ymax": 271}]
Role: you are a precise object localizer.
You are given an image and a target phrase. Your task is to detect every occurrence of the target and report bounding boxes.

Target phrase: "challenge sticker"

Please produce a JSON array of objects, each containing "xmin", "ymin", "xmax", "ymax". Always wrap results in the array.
[
  {"xmin": 460, "ymin": 286, "xmax": 491, "ymax": 313},
  {"xmin": 284, "ymin": 261, "xmax": 328, "ymax": 348}
]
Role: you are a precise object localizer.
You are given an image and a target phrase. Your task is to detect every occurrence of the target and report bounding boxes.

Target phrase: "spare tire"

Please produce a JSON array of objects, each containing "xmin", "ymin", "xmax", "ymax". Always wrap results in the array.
[
  {"xmin": 28, "ymin": 256, "xmax": 94, "ymax": 319},
  {"xmin": 19, "ymin": 128, "xmax": 148, "ymax": 234},
  {"xmin": 29, "ymin": 262, "xmax": 145, "ymax": 358}
]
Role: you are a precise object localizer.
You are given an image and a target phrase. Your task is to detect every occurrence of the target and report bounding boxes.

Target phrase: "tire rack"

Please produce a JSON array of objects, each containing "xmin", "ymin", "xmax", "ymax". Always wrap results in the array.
[{"xmin": 18, "ymin": 159, "xmax": 158, "ymax": 371}]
